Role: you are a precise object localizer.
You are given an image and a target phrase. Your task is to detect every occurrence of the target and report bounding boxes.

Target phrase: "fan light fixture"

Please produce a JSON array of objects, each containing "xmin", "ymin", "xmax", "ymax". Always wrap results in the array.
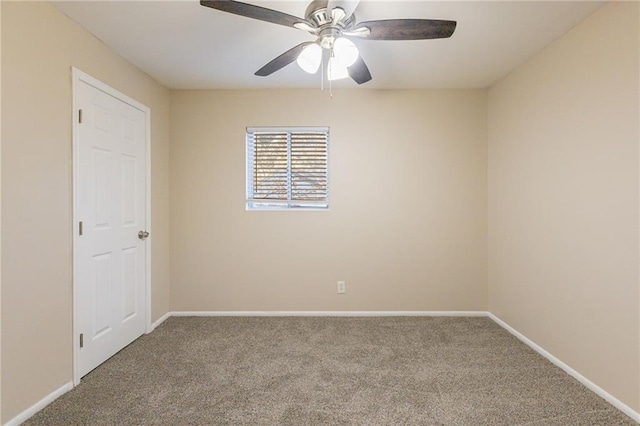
[
  {"xmin": 328, "ymin": 56, "xmax": 349, "ymax": 80},
  {"xmin": 296, "ymin": 37, "xmax": 359, "ymax": 81},
  {"xmin": 333, "ymin": 37, "xmax": 358, "ymax": 67},
  {"xmin": 296, "ymin": 43, "xmax": 322, "ymax": 74}
]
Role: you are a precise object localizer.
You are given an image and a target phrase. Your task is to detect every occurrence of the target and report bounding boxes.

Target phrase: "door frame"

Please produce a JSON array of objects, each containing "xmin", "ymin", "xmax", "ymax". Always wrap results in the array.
[{"xmin": 71, "ymin": 68, "xmax": 152, "ymax": 386}]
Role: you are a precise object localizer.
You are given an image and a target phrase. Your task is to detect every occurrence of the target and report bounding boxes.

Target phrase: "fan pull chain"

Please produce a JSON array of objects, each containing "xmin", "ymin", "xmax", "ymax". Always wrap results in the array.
[
  {"xmin": 329, "ymin": 46, "xmax": 334, "ymax": 99},
  {"xmin": 321, "ymin": 53, "xmax": 324, "ymax": 91}
]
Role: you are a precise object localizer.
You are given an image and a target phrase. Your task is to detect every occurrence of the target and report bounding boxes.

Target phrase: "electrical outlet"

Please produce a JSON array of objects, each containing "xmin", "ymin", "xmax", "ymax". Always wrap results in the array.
[{"xmin": 337, "ymin": 281, "xmax": 346, "ymax": 294}]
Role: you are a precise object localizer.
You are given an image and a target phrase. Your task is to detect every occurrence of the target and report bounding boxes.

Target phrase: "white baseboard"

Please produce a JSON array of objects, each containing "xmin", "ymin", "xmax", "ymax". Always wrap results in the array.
[
  {"xmin": 170, "ymin": 310, "xmax": 489, "ymax": 317},
  {"xmin": 487, "ymin": 313, "xmax": 640, "ymax": 423},
  {"xmin": 5, "ymin": 382, "xmax": 73, "ymax": 426},
  {"xmin": 149, "ymin": 311, "xmax": 172, "ymax": 331}
]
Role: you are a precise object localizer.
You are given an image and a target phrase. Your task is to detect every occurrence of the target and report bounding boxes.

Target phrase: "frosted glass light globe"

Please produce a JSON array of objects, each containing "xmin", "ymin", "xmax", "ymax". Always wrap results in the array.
[
  {"xmin": 328, "ymin": 57, "xmax": 349, "ymax": 81},
  {"xmin": 296, "ymin": 43, "xmax": 322, "ymax": 74},
  {"xmin": 333, "ymin": 37, "xmax": 359, "ymax": 67}
]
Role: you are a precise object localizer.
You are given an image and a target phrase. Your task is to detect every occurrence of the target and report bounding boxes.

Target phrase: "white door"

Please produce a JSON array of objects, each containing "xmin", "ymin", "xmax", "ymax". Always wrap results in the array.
[{"xmin": 75, "ymin": 77, "xmax": 148, "ymax": 378}]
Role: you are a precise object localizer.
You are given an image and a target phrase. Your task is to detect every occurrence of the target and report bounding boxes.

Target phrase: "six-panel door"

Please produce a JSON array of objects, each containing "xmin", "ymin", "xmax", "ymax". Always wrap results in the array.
[{"xmin": 76, "ymin": 79, "xmax": 147, "ymax": 378}]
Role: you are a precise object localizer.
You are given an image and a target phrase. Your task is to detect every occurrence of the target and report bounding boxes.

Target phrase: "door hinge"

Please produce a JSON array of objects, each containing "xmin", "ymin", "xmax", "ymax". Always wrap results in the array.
[
  {"xmin": 79, "ymin": 333, "xmax": 84, "ymax": 348},
  {"xmin": 79, "ymin": 221, "xmax": 83, "ymax": 236},
  {"xmin": 78, "ymin": 109, "xmax": 83, "ymax": 124}
]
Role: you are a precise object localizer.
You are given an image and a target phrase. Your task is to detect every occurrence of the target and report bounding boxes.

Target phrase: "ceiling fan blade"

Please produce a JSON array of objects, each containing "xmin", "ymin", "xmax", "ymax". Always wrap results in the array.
[
  {"xmin": 200, "ymin": 0, "xmax": 309, "ymax": 29},
  {"xmin": 348, "ymin": 56, "xmax": 372, "ymax": 85},
  {"xmin": 328, "ymin": 0, "xmax": 361, "ymax": 19},
  {"xmin": 354, "ymin": 19, "xmax": 456, "ymax": 40},
  {"xmin": 255, "ymin": 42, "xmax": 314, "ymax": 77}
]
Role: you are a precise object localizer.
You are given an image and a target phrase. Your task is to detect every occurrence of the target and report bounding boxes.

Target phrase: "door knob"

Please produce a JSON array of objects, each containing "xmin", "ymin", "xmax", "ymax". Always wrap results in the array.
[{"xmin": 138, "ymin": 230, "xmax": 150, "ymax": 240}]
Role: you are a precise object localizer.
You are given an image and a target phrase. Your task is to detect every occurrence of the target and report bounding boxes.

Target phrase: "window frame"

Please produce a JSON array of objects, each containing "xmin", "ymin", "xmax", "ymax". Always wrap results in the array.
[{"xmin": 246, "ymin": 126, "xmax": 330, "ymax": 211}]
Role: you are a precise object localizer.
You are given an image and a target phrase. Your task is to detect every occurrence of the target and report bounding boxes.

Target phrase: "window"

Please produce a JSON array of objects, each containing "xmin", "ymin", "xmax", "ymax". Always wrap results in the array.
[{"xmin": 246, "ymin": 127, "xmax": 329, "ymax": 210}]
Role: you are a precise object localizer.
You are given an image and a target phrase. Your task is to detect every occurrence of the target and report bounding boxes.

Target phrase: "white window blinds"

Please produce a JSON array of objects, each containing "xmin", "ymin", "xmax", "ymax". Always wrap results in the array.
[{"xmin": 247, "ymin": 127, "xmax": 329, "ymax": 210}]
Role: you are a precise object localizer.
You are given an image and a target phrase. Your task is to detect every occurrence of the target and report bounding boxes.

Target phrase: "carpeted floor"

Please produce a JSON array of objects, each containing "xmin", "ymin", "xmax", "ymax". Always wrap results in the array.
[{"xmin": 25, "ymin": 316, "xmax": 635, "ymax": 425}]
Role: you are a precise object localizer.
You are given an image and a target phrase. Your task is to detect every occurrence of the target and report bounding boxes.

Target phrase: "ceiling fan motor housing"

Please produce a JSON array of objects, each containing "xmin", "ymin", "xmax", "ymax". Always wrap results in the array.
[
  {"xmin": 305, "ymin": 1, "xmax": 331, "ymax": 26},
  {"xmin": 304, "ymin": 1, "xmax": 356, "ymax": 50},
  {"xmin": 306, "ymin": 7, "xmax": 355, "ymax": 27}
]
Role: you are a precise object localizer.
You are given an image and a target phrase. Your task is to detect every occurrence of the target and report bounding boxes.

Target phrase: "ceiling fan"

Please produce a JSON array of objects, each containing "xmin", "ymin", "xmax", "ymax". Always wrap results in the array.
[{"xmin": 200, "ymin": 0, "xmax": 457, "ymax": 85}]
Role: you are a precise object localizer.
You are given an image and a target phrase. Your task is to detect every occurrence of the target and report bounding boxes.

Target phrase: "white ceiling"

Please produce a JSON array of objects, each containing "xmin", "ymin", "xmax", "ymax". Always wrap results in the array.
[{"xmin": 52, "ymin": 1, "xmax": 603, "ymax": 90}]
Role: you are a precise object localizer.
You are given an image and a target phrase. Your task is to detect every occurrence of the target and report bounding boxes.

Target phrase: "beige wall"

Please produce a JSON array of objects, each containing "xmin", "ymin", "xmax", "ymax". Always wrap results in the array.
[
  {"xmin": 170, "ymin": 89, "xmax": 487, "ymax": 312},
  {"xmin": 487, "ymin": 1, "xmax": 639, "ymax": 412},
  {"xmin": 0, "ymin": 0, "xmax": 3, "ymax": 422},
  {"xmin": 1, "ymin": 2, "xmax": 171, "ymax": 422}
]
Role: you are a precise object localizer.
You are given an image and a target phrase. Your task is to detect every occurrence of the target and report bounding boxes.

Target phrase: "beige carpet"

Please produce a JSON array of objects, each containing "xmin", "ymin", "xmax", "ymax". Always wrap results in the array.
[{"xmin": 25, "ymin": 316, "xmax": 635, "ymax": 425}]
